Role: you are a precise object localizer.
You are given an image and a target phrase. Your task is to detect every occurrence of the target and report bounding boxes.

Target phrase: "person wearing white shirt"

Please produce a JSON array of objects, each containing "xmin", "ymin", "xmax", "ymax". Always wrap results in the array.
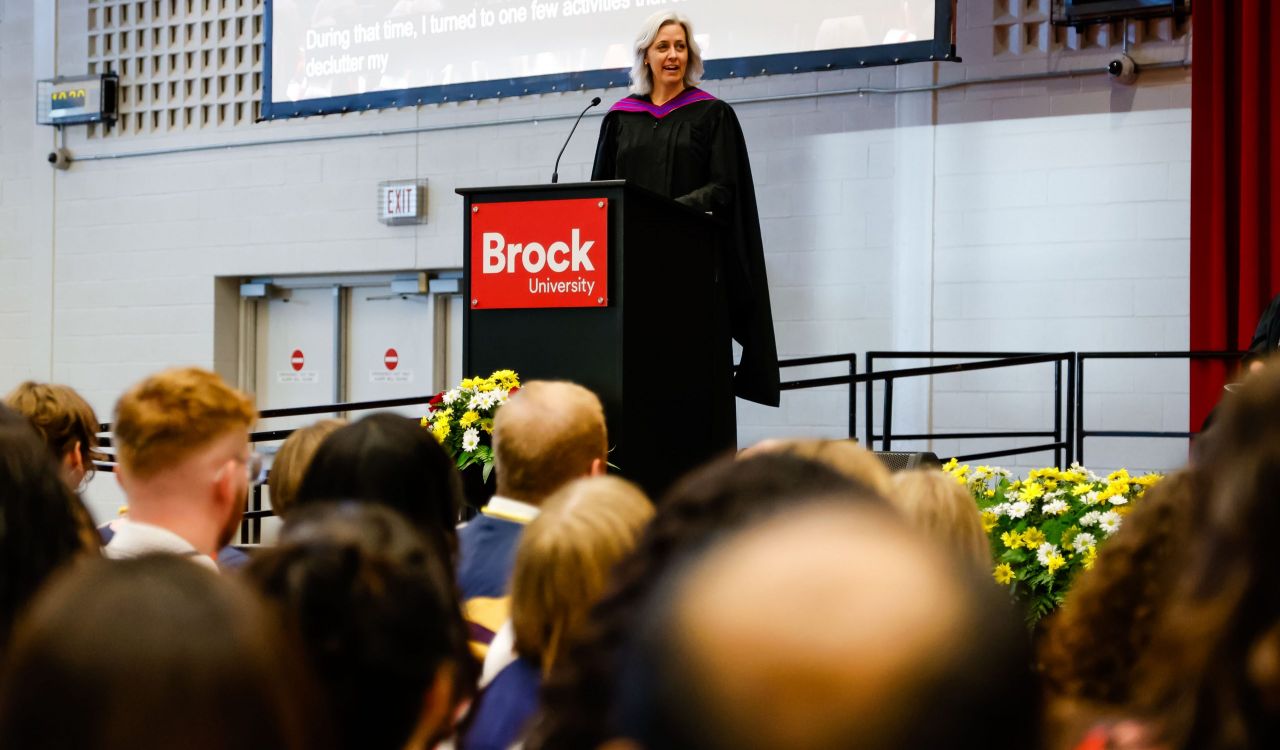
[{"xmin": 105, "ymin": 367, "xmax": 258, "ymax": 571}]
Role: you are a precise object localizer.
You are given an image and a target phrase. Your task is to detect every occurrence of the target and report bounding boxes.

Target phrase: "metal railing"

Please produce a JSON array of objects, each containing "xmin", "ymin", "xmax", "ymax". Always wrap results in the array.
[
  {"xmin": 86, "ymin": 349, "xmax": 1243, "ymax": 542},
  {"xmin": 1074, "ymin": 350, "xmax": 1244, "ymax": 465},
  {"xmin": 865, "ymin": 352, "xmax": 1076, "ymax": 467},
  {"xmin": 777, "ymin": 353, "xmax": 859, "ymax": 438}
]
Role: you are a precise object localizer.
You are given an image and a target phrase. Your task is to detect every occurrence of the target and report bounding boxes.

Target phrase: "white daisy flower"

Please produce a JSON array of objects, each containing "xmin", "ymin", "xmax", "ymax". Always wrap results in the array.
[
  {"xmin": 461, "ymin": 428, "xmax": 480, "ymax": 453},
  {"xmin": 1079, "ymin": 511, "xmax": 1101, "ymax": 527},
  {"xmin": 1098, "ymin": 511, "xmax": 1122, "ymax": 535},
  {"xmin": 1036, "ymin": 542, "xmax": 1060, "ymax": 567},
  {"xmin": 1072, "ymin": 532, "xmax": 1097, "ymax": 552},
  {"xmin": 1042, "ymin": 498, "xmax": 1069, "ymax": 516},
  {"xmin": 1006, "ymin": 501, "xmax": 1032, "ymax": 519},
  {"xmin": 1108, "ymin": 494, "xmax": 1129, "ymax": 506},
  {"xmin": 442, "ymin": 389, "xmax": 460, "ymax": 405},
  {"xmin": 1083, "ymin": 491, "xmax": 1100, "ymax": 505}
]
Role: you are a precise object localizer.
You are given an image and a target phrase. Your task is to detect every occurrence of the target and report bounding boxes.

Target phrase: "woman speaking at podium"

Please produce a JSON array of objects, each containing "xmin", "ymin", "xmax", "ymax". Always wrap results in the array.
[{"xmin": 592, "ymin": 12, "xmax": 780, "ymax": 410}]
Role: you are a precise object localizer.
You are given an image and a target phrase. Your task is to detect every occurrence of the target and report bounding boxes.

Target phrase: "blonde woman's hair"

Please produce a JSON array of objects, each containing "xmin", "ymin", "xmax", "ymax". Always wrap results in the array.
[
  {"xmin": 510, "ymin": 476, "xmax": 653, "ymax": 674},
  {"xmin": 629, "ymin": 11, "xmax": 704, "ymax": 96},
  {"xmin": 888, "ymin": 469, "xmax": 991, "ymax": 572},
  {"xmin": 741, "ymin": 438, "xmax": 893, "ymax": 497},
  {"xmin": 267, "ymin": 419, "xmax": 345, "ymax": 517}
]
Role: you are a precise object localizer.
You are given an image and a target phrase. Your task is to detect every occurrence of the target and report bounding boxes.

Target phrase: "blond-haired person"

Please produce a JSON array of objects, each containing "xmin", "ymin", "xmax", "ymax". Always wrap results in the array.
[
  {"xmin": 106, "ymin": 367, "xmax": 257, "ymax": 572},
  {"xmin": 741, "ymin": 438, "xmax": 892, "ymax": 497},
  {"xmin": 457, "ymin": 380, "xmax": 608, "ymax": 656},
  {"xmin": 463, "ymin": 475, "xmax": 653, "ymax": 750},
  {"xmin": 266, "ymin": 418, "xmax": 344, "ymax": 519},
  {"xmin": 888, "ymin": 468, "xmax": 991, "ymax": 573}
]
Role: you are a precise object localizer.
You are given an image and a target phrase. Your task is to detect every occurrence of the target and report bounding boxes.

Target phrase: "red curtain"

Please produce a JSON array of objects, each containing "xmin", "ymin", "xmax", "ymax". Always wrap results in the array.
[{"xmin": 1190, "ymin": 0, "xmax": 1280, "ymax": 430}]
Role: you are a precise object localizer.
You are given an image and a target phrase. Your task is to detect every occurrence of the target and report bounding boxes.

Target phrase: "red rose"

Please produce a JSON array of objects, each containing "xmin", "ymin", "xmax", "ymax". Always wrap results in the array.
[{"xmin": 427, "ymin": 391, "xmax": 445, "ymax": 411}]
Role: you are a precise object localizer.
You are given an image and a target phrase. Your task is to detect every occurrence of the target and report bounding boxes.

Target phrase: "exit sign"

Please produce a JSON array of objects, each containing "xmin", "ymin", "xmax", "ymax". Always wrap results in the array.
[{"xmin": 378, "ymin": 180, "xmax": 428, "ymax": 225}]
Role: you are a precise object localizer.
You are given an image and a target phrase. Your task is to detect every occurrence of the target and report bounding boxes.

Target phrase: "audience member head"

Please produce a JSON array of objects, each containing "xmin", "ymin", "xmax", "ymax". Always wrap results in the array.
[
  {"xmin": 492, "ymin": 381, "xmax": 608, "ymax": 505},
  {"xmin": 5, "ymin": 380, "xmax": 103, "ymax": 491},
  {"xmin": 1134, "ymin": 363, "xmax": 1280, "ymax": 749},
  {"xmin": 246, "ymin": 503, "xmax": 474, "ymax": 750},
  {"xmin": 612, "ymin": 503, "xmax": 1037, "ymax": 750},
  {"xmin": 511, "ymin": 476, "xmax": 654, "ymax": 674},
  {"xmin": 267, "ymin": 418, "xmax": 345, "ymax": 518},
  {"xmin": 1039, "ymin": 470, "xmax": 1197, "ymax": 709},
  {"xmin": 293, "ymin": 412, "xmax": 463, "ymax": 557},
  {"xmin": 0, "ymin": 407, "xmax": 98, "ymax": 649},
  {"xmin": 887, "ymin": 468, "xmax": 991, "ymax": 572},
  {"xmin": 741, "ymin": 437, "xmax": 893, "ymax": 496},
  {"xmin": 524, "ymin": 453, "xmax": 885, "ymax": 750},
  {"xmin": 0, "ymin": 555, "xmax": 317, "ymax": 750},
  {"xmin": 112, "ymin": 367, "xmax": 257, "ymax": 557}
]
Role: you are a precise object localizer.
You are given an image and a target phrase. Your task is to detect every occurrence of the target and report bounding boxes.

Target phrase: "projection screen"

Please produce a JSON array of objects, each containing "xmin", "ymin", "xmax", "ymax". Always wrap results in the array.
[{"xmin": 263, "ymin": 1, "xmax": 956, "ymax": 120}]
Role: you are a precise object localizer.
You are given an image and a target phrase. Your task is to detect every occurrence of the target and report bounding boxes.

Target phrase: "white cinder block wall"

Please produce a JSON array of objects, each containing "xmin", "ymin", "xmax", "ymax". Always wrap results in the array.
[{"xmin": 1, "ymin": 0, "xmax": 1191, "ymax": 522}]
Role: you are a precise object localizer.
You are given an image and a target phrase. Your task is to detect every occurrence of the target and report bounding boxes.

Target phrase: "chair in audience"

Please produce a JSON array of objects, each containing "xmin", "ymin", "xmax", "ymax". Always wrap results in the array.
[
  {"xmin": 0, "ymin": 555, "xmax": 319, "ymax": 750},
  {"xmin": 463, "ymin": 476, "xmax": 653, "ymax": 750},
  {"xmin": 245, "ymin": 503, "xmax": 475, "ymax": 750}
]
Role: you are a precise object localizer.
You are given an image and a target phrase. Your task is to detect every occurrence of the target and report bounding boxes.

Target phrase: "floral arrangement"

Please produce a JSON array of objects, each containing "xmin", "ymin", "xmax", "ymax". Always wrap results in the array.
[
  {"xmin": 943, "ymin": 459, "xmax": 1161, "ymax": 626},
  {"xmin": 421, "ymin": 370, "xmax": 520, "ymax": 482}
]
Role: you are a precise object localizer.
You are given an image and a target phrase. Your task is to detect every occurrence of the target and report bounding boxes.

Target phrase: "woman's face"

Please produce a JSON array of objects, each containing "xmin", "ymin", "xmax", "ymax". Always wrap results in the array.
[{"xmin": 646, "ymin": 22, "xmax": 688, "ymax": 92}]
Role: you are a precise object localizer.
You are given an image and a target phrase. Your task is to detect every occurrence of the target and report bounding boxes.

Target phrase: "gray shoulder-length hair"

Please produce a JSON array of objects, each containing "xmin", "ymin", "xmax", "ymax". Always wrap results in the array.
[{"xmin": 628, "ymin": 12, "xmax": 704, "ymax": 96}]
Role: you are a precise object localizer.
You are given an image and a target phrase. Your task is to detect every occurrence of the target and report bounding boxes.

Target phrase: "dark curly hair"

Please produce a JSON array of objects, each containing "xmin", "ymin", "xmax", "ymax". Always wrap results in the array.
[
  {"xmin": 523, "ymin": 452, "xmax": 887, "ymax": 750},
  {"xmin": 1131, "ymin": 361, "xmax": 1280, "ymax": 749},
  {"xmin": 1038, "ymin": 470, "xmax": 1199, "ymax": 707},
  {"xmin": 245, "ymin": 503, "xmax": 477, "ymax": 750}
]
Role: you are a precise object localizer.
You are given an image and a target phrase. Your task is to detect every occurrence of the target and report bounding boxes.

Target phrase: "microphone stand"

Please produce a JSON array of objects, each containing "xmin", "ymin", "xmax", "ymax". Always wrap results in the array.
[{"xmin": 552, "ymin": 96, "xmax": 602, "ymax": 184}]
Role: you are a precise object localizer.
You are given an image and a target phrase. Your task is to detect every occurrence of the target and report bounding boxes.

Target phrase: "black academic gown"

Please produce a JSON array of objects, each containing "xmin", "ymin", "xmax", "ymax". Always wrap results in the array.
[{"xmin": 592, "ymin": 91, "xmax": 781, "ymax": 408}]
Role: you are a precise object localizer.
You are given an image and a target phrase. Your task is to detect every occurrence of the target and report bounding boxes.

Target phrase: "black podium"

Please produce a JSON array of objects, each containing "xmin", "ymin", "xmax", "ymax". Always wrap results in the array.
[{"xmin": 457, "ymin": 180, "xmax": 734, "ymax": 498}]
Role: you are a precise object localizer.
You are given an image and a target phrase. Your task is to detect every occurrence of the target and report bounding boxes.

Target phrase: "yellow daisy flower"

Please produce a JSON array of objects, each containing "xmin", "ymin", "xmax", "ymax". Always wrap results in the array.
[
  {"xmin": 994, "ymin": 564, "xmax": 1014, "ymax": 585},
  {"xmin": 1020, "ymin": 527, "xmax": 1046, "ymax": 548},
  {"xmin": 981, "ymin": 512, "xmax": 999, "ymax": 533}
]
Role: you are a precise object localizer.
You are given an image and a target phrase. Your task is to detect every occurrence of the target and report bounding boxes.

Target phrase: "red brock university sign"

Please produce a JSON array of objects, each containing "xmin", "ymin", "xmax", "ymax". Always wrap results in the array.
[{"xmin": 470, "ymin": 198, "xmax": 608, "ymax": 309}]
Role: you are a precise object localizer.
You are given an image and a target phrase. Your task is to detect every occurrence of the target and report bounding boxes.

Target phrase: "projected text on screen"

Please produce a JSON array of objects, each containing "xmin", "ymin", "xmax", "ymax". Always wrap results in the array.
[{"xmin": 266, "ymin": 0, "xmax": 950, "ymax": 118}]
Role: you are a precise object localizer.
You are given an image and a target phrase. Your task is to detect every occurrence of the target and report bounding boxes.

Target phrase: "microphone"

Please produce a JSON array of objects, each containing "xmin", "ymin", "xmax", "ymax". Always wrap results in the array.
[{"xmin": 552, "ymin": 96, "xmax": 601, "ymax": 184}]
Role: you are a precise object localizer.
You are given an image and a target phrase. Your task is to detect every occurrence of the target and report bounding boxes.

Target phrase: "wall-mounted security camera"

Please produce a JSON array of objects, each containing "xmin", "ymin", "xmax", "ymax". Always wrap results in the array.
[
  {"xmin": 47, "ymin": 148, "xmax": 71, "ymax": 170},
  {"xmin": 1108, "ymin": 53, "xmax": 1138, "ymax": 85}
]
